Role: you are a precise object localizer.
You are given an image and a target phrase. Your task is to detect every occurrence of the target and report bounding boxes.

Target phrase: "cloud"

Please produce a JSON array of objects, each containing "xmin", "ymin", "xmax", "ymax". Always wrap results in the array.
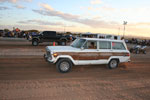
[
  {"xmin": 32, "ymin": 3, "xmax": 119, "ymax": 29},
  {"xmin": 0, "ymin": 24, "xmax": 63, "ymax": 31},
  {"xmin": 18, "ymin": 19, "xmax": 64, "ymax": 26},
  {"xmin": 14, "ymin": 5, "xmax": 25, "ymax": 9},
  {"xmin": 0, "ymin": 0, "xmax": 32, "ymax": 3},
  {"xmin": 39, "ymin": 3, "xmax": 54, "ymax": 11},
  {"xmin": 75, "ymin": 19, "xmax": 117, "ymax": 28},
  {"xmin": 87, "ymin": 6, "xmax": 116, "ymax": 12},
  {"xmin": 101, "ymin": 6, "xmax": 116, "ymax": 11},
  {"xmin": 0, "ymin": 6, "xmax": 9, "ymax": 10},
  {"xmin": 136, "ymin": 22, "xmax": 150, "ymax": 26},
  {"xmin": 128, "ymin": 22, "xmax": 150, "ymax": 29},
  {"xmin": 92, "ymin": 15, "xmax": 101, "ymax": 20},
  {"xmin": 35, "ymin": 3, "xmax": 80, "ymax": 21},
  {"xmin": 0, "ymin": 0, "xmax": 17, "ymax": 3},
  {"xmin": 90, "ymin": 0, "xmax": 102, "ymax": 5}
]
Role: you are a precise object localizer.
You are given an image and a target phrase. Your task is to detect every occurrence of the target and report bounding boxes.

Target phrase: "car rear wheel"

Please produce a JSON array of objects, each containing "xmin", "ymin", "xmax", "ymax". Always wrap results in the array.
[
  {"xmin": 56, "ymin": 59, "xmax": 72, "ymax": 73},
  {"xmin": 108, "ymin": 59, "xmax": 119, "ymax": 69},
  {"xmin": 61, "ymin": 41, "xmax": 66, "ymax": 45}
]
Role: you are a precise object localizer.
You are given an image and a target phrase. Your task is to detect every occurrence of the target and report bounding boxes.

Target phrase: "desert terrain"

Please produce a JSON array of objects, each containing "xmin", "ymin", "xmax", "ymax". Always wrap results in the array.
[{"xmin": 0, "ymin": 37, "xmax": 150, "ymax": 100}]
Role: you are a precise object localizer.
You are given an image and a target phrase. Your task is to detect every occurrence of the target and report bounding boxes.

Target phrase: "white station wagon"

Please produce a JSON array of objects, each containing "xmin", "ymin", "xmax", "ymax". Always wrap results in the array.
[{"xmin": 44, "ymin": 38, "xmax": 130, "ymax": 73}]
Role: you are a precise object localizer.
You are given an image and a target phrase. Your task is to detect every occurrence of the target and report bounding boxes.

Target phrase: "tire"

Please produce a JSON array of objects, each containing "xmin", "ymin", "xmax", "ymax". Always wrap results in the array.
[
  {"xmin": 60, "ymin": 39, "xmax": 67, "ymax": 46},
  {"xmin": 32, "ymin": 40, "xmax": 39, "ymax": 46},
  {"xmin": 61, "ymin": 41, "xmax": 66, "ymax": 46},
  {"xmin": 56, "ymin": 59, "xmax": 72, "ymax": 73},
  {"xmin": 108, "ymin": 59, "xmax": 119, "ymax": 69},
  {"xmin": 58, "ymin": 41, "xmax": 66, "ymax": 46}
]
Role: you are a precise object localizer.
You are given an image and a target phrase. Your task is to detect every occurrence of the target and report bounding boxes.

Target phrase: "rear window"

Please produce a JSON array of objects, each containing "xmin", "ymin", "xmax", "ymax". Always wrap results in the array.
[
  {"xmin": 112, "ymin": 42, "xmax": 126, "ymax": 50},
  {"xmin": 99, "ymin": 41, "xmax": 111, "ymax": 49}
]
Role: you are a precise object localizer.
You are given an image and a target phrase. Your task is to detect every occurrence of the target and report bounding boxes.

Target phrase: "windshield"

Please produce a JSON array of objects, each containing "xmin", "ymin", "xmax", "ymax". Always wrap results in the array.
[{"xmin": 71, "ymin": 39, "xmax": 86, "ymax": 48}]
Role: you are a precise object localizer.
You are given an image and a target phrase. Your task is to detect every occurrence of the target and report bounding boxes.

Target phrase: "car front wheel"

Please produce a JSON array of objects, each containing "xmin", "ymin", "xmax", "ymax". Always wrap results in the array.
[
  {"xmin": 108, "ymin": 59, "xmax": 119, "ymax": 69},
  {"xmin": 32, "ymin": 40, "xmax": 39, "ymax": 46},
  {"xmin": 56, "ymin": 59, "xmax": 72, "ymax": 73},
  {"xmin": 61, "ymin": 40, "xmax": 67, "ymax": 46}
]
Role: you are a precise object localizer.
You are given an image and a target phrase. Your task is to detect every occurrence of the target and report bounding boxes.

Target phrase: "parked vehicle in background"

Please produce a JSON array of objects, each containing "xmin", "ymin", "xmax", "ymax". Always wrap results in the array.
[
  {"xmin": 81, "ymin": 33, "xmax": 99, "ymax": 38},
  {"xmin": 30, "ymin": 31, "xmax": 69, "ymax": 46},
  {"xmin": 27, "ymin": 32, "xmax": 39, "ymax": 40},
  {"xmin": 105, "ymin": 35, "xmax": 121, "ymax": 40},
  {"xmin": 44, "ymin": 38, "xmax": 130, "ymax": 73},
  {"xmin": 0, "ymin": 30, "xmax": 4, "ymax": 37},
  {"xmin": 130, "ymin": 45, "xmax": 147, "ymax": 54},
  {"xmin": 3, "ymin": 31, "xmax": 14, "ymax": 37},
  {"xmin": 81, "ymin": 33, "xmax": 121, "ymax": 40},
  {"xmin": 146, "ymin": 40, "xmax": 150, "ymax": 46},
  {"xmin": 125, "ymin": 39, "xmax": 129, "ymax": 43}
]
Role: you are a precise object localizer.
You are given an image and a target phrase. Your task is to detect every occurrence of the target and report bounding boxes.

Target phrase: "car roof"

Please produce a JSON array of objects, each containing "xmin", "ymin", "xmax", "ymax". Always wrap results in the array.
[{"xmin": 80, "ymin": 38, "xmax": 124, "ymax": 42}]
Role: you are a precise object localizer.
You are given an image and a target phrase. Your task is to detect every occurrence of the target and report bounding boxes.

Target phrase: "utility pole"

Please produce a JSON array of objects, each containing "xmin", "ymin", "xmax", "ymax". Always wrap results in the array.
[
  {"xmin": 64, "ymin": 25, "xmax": 66, "ymax": 34},
  {"xmin": 123, "ymin": 21, "xmax": 127, "ymax": 39},
  {"xmin": 118, "ymin": 27, "xmax": 120, "ymax": 36}
]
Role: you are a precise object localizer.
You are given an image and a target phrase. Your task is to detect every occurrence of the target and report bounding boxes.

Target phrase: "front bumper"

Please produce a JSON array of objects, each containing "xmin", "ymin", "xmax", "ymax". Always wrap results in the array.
[{"xmin": 44, "ymin": 54, "xmax": 54, "ymax": 63}]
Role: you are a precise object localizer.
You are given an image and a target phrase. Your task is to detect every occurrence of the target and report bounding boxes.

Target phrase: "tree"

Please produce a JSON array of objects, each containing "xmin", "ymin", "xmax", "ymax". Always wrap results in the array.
[
  {"xmin": 27, "ymin": 30, "xmax": 39, "ymax": 33},
  {"xmin": 66, "ymin": 32, "xmax": 72, "ymax": 35},
  {"xmin": 4, "ymin": 29, "xmax": 10, "ymax": 33}
]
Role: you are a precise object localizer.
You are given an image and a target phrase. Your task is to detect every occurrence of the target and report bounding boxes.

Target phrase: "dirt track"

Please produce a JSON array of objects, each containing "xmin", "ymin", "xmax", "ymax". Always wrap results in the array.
[{"xmin": 0, "ymin": 38, "xmax": 150, "ymax": 100}]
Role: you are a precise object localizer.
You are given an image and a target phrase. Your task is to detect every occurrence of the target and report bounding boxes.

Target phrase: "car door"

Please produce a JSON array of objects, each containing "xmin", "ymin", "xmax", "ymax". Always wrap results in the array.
[
  {"xmin": 77, "ymin": 41, "xmax": 99, "ymax": 65},
  {"xmin": 98, "ymin": 41, "xmax": 112, "ymax": 64},
  {"xmin": 42, "ymin": 31, "xmax": 50, "ymax": 42}
]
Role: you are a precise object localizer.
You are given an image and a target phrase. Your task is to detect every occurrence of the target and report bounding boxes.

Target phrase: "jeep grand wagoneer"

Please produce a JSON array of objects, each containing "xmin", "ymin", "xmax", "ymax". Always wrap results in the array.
[{"xmin": 44, "ymin": 38, "xmax": 130, "ymax": 73}]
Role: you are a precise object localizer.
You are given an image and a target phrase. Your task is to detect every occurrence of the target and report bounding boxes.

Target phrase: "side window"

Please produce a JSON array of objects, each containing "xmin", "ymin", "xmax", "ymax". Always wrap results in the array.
[
  {"xmin": 112, "ymin": 42, "xmax": 126, "ymax": 50},
  {"xmin": 84, "ymin": 41, "xmax": 97, "ymax": 49},
  {"xmin": 99, "ymin": 41, "xmax": 111, "ymax": 49},
  {"xmin": 43, "ymin": 32, "xmax": 49, "ymax": 37}
]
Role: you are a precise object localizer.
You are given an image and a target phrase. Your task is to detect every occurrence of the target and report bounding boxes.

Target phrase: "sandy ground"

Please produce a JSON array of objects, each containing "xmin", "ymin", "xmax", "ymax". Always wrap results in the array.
[{"xmin": 0, "ymin": 37, "xmax": 150, "ymax": 100}]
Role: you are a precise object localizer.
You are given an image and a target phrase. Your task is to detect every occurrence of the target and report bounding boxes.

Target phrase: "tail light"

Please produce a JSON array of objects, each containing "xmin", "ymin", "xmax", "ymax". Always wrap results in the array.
[{"xmin": 126, "ymin": 53, "xmax": 130, "ymax": 56}]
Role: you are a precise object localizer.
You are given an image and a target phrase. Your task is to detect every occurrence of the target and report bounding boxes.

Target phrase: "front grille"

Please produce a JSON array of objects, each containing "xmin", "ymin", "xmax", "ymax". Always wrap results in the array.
[
  {"xmin": 47, "ymin": 51, "xmax": 50, "ymax": 56},
  {"xmin": 46, "ymin": 51, "xmax": 52, "ymax": 60}
]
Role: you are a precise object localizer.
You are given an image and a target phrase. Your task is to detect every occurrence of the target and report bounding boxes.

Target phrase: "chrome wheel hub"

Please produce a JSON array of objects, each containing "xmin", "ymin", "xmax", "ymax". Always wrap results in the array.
[
  {"xmin": 33, "ymin": 41, "xmax": 37, "ymax": 45},
  {"xmin": 60, "ymin": 62, "xmax": 70, "ymax": 71},
  {"xmin": 110, "ymin": 60, "xmax": 117, "ymax": 68}
]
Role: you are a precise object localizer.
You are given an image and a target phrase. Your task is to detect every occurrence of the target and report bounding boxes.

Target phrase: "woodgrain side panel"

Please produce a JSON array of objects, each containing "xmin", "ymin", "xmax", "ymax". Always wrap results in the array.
[{"xmin": 56, "ymin": 52, "xmax": 129, "ymax": 60}]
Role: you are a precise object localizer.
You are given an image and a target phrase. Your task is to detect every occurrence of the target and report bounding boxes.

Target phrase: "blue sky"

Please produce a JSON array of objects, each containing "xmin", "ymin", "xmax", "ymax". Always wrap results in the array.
[{"xmin": 0, "ymin": 0, "xmax": 150, "ymax": 37}]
